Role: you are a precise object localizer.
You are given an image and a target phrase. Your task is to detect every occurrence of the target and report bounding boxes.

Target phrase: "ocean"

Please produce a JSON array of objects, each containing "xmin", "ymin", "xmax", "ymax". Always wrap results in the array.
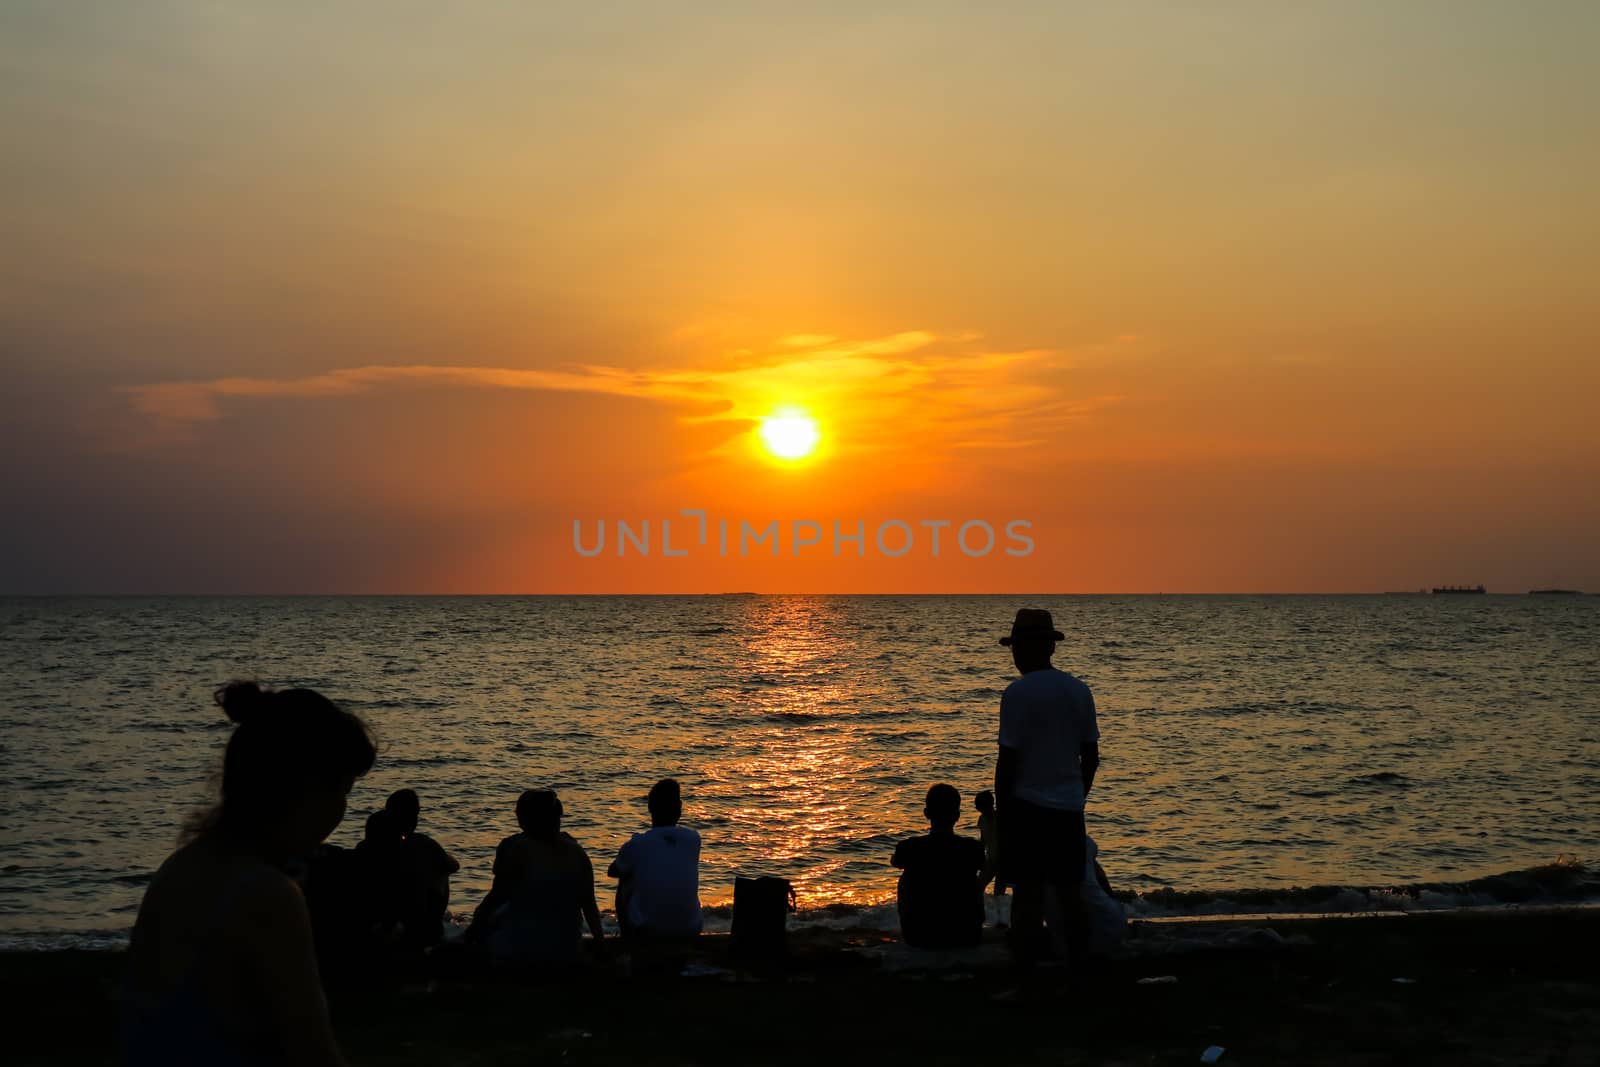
[{"xmin": 2, "ymin": 594, "xmax": 1597, "ymax": 949}]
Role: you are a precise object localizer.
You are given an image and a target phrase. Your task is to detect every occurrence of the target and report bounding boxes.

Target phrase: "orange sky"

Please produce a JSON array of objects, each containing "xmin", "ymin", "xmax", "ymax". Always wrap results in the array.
[{"xmin": 2, "ymin": 3, "xmax": 1596, "ymax": 593}]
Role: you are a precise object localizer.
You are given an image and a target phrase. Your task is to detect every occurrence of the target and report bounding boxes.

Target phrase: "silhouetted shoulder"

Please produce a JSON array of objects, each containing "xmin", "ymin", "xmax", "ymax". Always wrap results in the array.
[
  {"xmin": 1006, "ymin": 667, "xmax": 1086, "ymax": 696},
  {"xmin": 207, "ymin": 862, "xmax": 310, "ymax": 951},
  {"xmin": 236, "ymin": 863, "xmax": 305, "ymax": 908},
  {"xmin": 405, "ymin": 832, "xmax": 451, "ymax": 866}
]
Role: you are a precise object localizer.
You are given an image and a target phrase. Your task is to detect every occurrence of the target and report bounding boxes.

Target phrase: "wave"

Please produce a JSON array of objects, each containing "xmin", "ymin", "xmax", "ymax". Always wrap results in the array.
[
  {"xmin": 1346, "ymin": 771, "xmax": 1414, "ymax": 788},
  {"xmin": 775, "ymin": 860, "xmax": 1599, "ymax": 928},
  {"xmin": 1119, "ymin": 859, "xmax": 1596, "ymax": 918}
]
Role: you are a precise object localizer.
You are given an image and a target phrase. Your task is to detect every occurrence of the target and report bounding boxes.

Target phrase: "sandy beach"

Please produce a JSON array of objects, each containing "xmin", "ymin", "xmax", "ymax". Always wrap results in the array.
[{"xmin": 8, "ymin": 908, "xmax": 1596, "ymax": 1066}]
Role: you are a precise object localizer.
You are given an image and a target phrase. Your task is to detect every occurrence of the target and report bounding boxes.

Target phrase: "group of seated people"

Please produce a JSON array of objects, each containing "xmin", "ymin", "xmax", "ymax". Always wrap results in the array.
[
  {"xmin": 301, "ymin": 789, "xmax": 462, "ymax": 976},
  {"xmin": 463, "ymin": 777, "xmax": 704, "ymax": 967},
  {"xmin": 302, "ymin": 776, "xmax": 1121, "ymax": 975},
  {"xmin": 302, "ymin": 778, "xmax": 704, "ymax": 975}
]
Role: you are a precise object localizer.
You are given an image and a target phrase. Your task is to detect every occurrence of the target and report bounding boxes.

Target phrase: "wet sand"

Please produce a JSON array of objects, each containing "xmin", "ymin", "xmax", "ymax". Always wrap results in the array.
[{"xmin": 7, "ymin": 909, "xmax": 1596, "ymax": 1065}]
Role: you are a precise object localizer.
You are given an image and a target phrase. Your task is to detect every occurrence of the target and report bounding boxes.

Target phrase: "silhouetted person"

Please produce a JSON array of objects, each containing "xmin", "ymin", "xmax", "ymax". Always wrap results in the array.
[
  {"xmin": 1079, "ymin": 835, "xmax": 1128, "ymax": 955},
  {"xmin": 384, "ymin": 788, "xmax": 459, "ymax": 948},
  {"xmin": 892, "ymin": 784, "xmax": 986, "ymax": 949},
  {"xmin": 124, "ymin": 681, "xmax": 376, "ymax": 1066},
  {"xmin": 608, "ymin": 778, "xmax": 703, "ymax": 943},
  {"xmin": 353, "ymin": 809, "xmax": 409, "ymax": 948},
  {"xmin": 975, "ymin": 789, "xmax": 1005, "ymax": 900},
  {"xmin": 994, "ymin": 608, "xmax": 1100, "ymax": 966},
  {"xmin": 465, "ymin": 789, "xmax": 603, "ymax": 968}
]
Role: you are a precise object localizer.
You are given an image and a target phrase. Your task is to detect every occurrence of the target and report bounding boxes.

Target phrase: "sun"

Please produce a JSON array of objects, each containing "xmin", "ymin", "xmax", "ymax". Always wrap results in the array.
[{"xmin": 758, "ymin": 408, "xmax": 821, "ymax": 461}]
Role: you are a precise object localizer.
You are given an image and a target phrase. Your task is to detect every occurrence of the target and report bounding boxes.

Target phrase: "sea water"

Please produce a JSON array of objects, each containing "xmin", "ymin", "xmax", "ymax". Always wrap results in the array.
[{"xmin": 2, "ymin": 594, "xmax": 1597, "ymax": 948}]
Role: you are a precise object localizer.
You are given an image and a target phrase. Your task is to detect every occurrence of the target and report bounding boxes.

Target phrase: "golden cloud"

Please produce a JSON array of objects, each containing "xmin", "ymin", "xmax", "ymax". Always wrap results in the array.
[{"xmin": 121, "ymin": 332, "xmax": 1123, "ymax": 459}]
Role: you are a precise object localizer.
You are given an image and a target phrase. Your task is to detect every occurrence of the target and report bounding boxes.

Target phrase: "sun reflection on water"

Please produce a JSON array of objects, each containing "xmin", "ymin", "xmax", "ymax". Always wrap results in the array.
[{"xmin": 703, "ymin": 597, "xmax": 900, "ymax": 905}]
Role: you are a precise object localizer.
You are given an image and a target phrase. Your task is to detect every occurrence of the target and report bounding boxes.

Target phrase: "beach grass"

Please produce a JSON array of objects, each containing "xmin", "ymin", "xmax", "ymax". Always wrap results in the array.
[{"xmin": 7, "ymin": 910, "xmax": 1597, "ymax": 1065}]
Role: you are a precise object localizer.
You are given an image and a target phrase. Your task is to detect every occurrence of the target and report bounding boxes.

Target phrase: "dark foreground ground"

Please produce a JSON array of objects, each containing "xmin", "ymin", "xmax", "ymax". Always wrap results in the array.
[{"xmin": 7, "ymin": 910, "xmax": 1597, "ymax": 1066}]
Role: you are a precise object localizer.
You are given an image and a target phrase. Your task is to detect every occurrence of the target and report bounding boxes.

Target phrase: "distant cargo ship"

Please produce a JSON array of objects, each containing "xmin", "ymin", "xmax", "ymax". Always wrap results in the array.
[
  {"xmin": 1432, "ymin": 585, "xmax": 1486, "ymax": 595},
  {"xmin": 1529, "ymin": 589, "xmax": 1582, "ymax": 596}
]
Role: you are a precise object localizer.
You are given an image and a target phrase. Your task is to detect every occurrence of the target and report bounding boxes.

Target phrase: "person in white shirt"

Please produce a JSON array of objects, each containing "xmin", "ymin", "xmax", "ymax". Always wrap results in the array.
[
  {"xmin": 993, "ymin": 608, "xmax": 1100, "ymax": 966},
  {"xmin": 608, "ymin": 778, "xmax": 702, "ymax": 943}
]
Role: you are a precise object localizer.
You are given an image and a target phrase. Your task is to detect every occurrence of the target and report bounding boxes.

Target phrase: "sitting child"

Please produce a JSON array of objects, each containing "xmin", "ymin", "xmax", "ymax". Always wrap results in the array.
[
  {"xmin": 892, "ymin": 784, "xmax": 986, "ymax": 949},
  {"xmin": 974, "ymin": 789, "xmax": 1006, "ymax": 899}
]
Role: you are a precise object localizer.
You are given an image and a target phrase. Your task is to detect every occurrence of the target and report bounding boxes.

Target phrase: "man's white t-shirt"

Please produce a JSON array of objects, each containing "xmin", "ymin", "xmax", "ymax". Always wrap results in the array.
[
  {"xmin": 997, "ymin": 667, "xmax": 1099, "ymax": 811},
  {"xmin": 613, "ymin": 825, "xmax": 703, "ymax": 936}
]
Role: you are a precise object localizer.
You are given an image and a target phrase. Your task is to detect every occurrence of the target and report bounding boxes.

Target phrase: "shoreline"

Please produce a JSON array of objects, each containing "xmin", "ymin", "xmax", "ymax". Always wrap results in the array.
[
  {"xmin": 7, "ymin": 896, "xmax": 1597, "ymax": 955},
  {"xmin": 8, "ymin": 900, "xmax": 1597, "ymax": 954},
  {"xmin": 9, "ymin": 909, "xmax": 1597, "ymax": 1065}
]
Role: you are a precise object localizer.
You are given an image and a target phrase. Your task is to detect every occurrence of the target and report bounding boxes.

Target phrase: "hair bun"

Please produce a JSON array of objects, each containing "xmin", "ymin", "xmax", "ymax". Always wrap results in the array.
[{"xmin": 215, "ymin": 681, "xmax": 270, "ymax": 725}]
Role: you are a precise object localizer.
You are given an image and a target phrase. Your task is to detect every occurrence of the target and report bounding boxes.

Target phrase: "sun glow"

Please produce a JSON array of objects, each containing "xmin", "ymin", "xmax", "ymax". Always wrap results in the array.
[{"xmin": 758, "ymin": 409, "xmax": 821, "ymax": 461}]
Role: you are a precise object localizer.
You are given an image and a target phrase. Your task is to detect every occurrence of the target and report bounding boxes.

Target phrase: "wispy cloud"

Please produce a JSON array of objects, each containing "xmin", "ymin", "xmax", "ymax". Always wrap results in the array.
[
  {"xmin": 122, "ymin": 363, "xmax": 714, "ymax": 421},
  {"xmin": 121, "ymin": 331, "xmax": 1123, "ymax": 457}
]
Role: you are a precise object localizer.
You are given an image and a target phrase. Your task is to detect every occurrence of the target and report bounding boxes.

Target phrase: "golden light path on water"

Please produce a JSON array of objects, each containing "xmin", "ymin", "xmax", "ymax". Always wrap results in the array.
[{"xmin": 718, "ymin": 604, "xmax": 882, "ymax": 905}]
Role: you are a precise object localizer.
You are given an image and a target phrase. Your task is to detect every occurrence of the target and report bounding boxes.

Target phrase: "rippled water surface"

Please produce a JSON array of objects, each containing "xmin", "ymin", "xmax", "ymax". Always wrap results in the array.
[{"xmin": 3, "ymin": 595, "xmax": 1597, "ymax": 940}]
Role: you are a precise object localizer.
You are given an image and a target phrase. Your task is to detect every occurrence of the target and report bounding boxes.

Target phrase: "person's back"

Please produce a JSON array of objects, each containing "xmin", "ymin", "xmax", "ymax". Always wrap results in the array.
[
  {"xmin": 384, "ymin": 789, "xmax": 458, "ymax": 949},
  {"xmin": 1000, "ymin": 667, "xmax": 1098, "ymax": 811},
  {"xmin": 126, "ymin": 842, "xmax": 299, "ymax": 1065},
  {"xmin": 352, "ymin": 810, "xmax": 409, "ymax": 945},
  {"xmin": 609, "ymin": 778, "xmax": 702, "ymax": 940},
  {"xmin": 395, "ymin": 833, "xmax": 453, "ymax": 946},
  {"xmin": 488, "ymin": 832, "xmax": 596, "ymax": 965},
  {"xmin": 613, "ymin": 825, "xmax": 703, "ymax": 936},
  {"xmin": 892, "ymin": 785, "xmax": 986, "ymax": 950},
  {"xmin": 467, "ymin": 789, "xmax": 604, "ymax": 968}
]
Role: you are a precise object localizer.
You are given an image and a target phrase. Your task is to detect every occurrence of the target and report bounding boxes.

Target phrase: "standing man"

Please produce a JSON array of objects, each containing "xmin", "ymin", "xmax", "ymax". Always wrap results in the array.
[{"xmin": 994, "ymin": 608, "xmax": 1100, "ymax": 965}]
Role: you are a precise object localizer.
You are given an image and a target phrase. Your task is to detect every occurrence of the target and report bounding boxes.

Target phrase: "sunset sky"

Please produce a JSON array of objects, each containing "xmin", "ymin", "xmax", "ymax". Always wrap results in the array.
[{"xmin": 3, "ymin": 2, "xmax": 1596, "ymax": 593}]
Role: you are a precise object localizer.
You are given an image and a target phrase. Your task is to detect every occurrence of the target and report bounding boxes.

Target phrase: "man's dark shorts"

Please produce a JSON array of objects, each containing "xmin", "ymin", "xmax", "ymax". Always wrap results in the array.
[{"xmin": 997, "ymin": 799, "xmax": 1086, "ymax": 887}]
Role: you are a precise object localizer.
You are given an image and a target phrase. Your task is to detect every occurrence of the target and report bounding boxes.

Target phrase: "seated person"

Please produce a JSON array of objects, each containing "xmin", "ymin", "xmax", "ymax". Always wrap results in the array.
[
  {"xmin": 974, "ymin": 789, "xmax": 1006, "ymax": 899},
  {"xmin": 384, "ymin": 788, "xmax": 460, "ymax": 948},
  {"xmin": 352, "ymin": 809, "xmax": 409, "ymax": 946},
  {"xmin": 608, "ymin": 778, "xmax": 703, "ymax": 942},
  {"xmin": 1081, "ymin": 834, "xmax": 1128, "ymax": 955},
  {"xmin": 892, "ymin": 784, "xmax": 986, "ymax": 949},
  {"xmin": 465, "ymin": 789, "xmax": 604, "ymax": 968}
]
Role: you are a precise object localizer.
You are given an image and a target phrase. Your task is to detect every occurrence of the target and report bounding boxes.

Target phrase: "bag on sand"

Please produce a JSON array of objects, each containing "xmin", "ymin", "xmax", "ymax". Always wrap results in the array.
[{"xmin": 731, "ymin": 876, "xmax": 796, "ymax": 960}]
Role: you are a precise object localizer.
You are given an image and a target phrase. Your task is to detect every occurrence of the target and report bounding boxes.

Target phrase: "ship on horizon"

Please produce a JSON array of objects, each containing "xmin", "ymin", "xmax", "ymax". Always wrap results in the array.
[{"xmin": 1432, "ymin": 584, "xmax": 1486, "ymax": 595}]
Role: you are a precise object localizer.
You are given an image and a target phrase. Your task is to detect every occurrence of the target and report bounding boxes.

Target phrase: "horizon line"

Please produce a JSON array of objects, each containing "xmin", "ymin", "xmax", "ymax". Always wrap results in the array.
[{"xmin": 1, "ymin": 590, "xmax": 1583, "ymax": 598}]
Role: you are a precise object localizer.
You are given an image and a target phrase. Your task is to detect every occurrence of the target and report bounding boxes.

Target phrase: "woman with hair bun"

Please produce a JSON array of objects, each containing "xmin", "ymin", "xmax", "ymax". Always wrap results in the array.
[{"xmin": 123, "ymin": 682, "xmax": 377, "ymax": 1066}]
